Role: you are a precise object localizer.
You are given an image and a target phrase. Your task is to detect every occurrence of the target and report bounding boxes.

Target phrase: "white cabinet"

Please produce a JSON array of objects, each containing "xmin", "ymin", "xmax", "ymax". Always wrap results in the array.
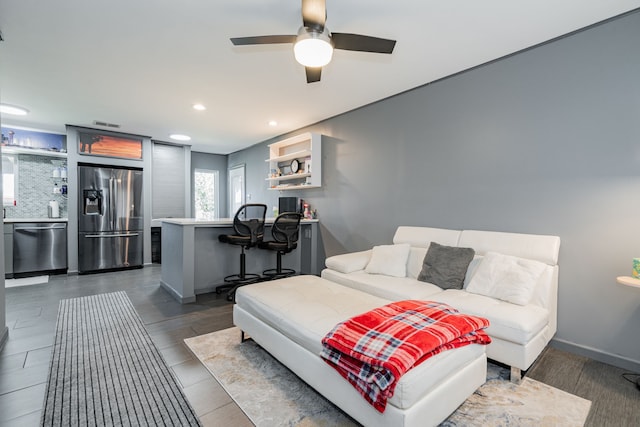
[{"xmin": 266, "ymin": 133, "xmax": 321, "ymax": 190}]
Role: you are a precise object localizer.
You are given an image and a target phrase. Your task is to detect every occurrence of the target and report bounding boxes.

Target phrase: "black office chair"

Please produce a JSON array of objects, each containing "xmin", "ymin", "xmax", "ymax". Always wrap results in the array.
[
  {"xmin": 215, "ymin": 204, "xmax": 267, "ymax": 300},
  {"xmin": 258, "ymin": 212, "xmax": 302, "ymax": 279}
]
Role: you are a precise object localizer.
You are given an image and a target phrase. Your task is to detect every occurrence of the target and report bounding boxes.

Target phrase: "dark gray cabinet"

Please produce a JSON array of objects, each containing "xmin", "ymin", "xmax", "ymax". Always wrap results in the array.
[{"xmin": 4, "ymin": 224, "xmax": 13, "ymax": 277}]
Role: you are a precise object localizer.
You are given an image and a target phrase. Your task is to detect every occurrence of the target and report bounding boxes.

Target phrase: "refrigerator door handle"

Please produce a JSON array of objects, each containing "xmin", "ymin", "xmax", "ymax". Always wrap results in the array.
[
  {"xmin": 84, "ymin": 233, "xmax": 140, "ymax": 238},
  {"xmin": 110, "ymin": 176, "xmax": 117, "ymax": 230}
]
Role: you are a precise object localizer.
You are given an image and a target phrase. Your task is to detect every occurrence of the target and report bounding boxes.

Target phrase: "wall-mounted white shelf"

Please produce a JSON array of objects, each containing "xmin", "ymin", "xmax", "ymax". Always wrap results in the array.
[
  {"xmin": 616, "ymin": 276, "xmax": 640, "ymax": 289},
  {"xmin": 266, "ymin": 173, "xmax": 311, "ymax": 182},
  {"xmin": 2, "ymin": 146, "xmax": 68, "ymax": 158},
  {"xmin": 272, "ymin": 184, "xmax": 316, "ymax": 191},
  {"xmin": 266, "ymin": 133, "xmax": 321, "ymax": 191},
  {"xmin": 265, "ymin": 149, "xmax": 312, "ymax": 164}
]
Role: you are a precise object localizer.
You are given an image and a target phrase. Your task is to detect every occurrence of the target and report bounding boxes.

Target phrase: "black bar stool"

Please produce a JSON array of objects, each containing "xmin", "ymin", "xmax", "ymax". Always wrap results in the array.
[
  {"xmin": 215, "ymin": 204, "xmax": 267, "ymax": 300},
  {"xmin": 258, "ymin": 212, "xmax": 302, "ymax": 279}
]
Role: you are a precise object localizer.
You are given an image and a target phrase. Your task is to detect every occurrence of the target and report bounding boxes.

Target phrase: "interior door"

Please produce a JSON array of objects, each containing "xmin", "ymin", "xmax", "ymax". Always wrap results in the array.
[{"xmin": 228, "ymin": 165, "xmax": 245, "ymax": 217}]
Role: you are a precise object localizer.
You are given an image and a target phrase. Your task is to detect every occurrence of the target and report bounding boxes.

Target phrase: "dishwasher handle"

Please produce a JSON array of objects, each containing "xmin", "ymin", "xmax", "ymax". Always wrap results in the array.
[{"xmin": 14, "ymin": 224, "xmax": 67, "ymax": 231}]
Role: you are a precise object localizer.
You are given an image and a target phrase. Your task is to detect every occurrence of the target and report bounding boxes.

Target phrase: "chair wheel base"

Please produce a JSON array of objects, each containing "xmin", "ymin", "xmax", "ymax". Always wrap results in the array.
[
  {"xmin": 223, "ymin": 273, "xmax": 261, "ymax": 284},
  {"xmin": 215, "ymin": 274, "xmax": 261, "ymax": 296}
]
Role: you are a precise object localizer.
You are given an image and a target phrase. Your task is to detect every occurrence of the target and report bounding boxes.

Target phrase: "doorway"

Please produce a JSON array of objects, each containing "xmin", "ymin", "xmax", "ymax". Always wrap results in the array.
[{"xmin": 228, "ymin": 165, "xmax": 245, "ymax": 217}]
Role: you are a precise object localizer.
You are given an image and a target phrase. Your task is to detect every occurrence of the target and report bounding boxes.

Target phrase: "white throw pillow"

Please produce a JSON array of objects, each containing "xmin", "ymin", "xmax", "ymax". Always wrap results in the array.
[
  {"xmin": 466, "ymin": 251, "xmax": 546, "ymax": 306},
  {"xmin": 364, "ymin": 244, "xmax": 411, "ymax": 278}
]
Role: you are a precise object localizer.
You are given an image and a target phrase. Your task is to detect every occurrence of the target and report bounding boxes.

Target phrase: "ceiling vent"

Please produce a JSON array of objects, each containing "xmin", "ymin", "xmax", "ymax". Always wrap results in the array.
[{"xmin": 93, "ymin": 120, "xmax": 121, "ymax": 128}]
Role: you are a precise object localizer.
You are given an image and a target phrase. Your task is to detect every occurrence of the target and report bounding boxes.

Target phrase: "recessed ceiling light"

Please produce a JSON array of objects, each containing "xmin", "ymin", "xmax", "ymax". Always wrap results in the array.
[
  {"xmin": 169, "ymin": 134, "xmax": 191, "ymax": 141},
  {"xmin": 0, "ymin": 103, "xmax": 29, "ymax": 116},
  {"xmin": 268, "ymin": 120, "xmax": 278, "ymax": 127},
  {"xmin": 193, "ymin": 104, "xmax": 206, "ymax": 111}
]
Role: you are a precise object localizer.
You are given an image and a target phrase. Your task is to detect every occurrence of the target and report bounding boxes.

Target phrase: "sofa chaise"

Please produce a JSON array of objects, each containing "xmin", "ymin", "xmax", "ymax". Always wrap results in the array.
[{"xmin": 233, "ymin": 225, "xmax": 560, "ymax": 426}]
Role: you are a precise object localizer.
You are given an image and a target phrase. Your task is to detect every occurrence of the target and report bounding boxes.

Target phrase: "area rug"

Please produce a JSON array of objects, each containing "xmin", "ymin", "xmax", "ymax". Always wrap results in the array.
[
  {"xmin": 42, "ymin": 291, "xmax": 201, "ymax": 426},
  {"xmin": 185, "ymin": 327, "xmax": 592, "ymax": 427},
  {"xmin": 4, "ymin": 275, "xmax": 49, "ymax": 288}
]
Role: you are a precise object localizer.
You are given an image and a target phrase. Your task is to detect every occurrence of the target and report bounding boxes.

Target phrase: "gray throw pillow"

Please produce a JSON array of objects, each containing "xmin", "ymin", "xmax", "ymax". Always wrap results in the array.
[{"xmin": 417, "ymin": 242, "xmax": 475, "ymax": 289}]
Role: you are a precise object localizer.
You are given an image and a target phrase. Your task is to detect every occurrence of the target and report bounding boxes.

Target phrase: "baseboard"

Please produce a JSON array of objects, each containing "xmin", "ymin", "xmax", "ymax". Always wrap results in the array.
[
  {"xmin": 0, "ymin": 326, "xmax": 8, "ymax": 351},
  {"xmin": 550, "ymin": 337, "xmax": 640, "ymax": 373},
  {"xmin": 160, "ymin": 280, "xmax": 196, "ymax": 304}
]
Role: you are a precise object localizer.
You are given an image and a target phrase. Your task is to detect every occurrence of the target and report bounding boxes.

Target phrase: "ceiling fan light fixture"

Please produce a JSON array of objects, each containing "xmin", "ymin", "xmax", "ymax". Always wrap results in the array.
[
  {"xmin": 169, "ymin": 134, "xmax": 191, "ymax": 141},
  {"xmin": 0, "ymin": 103, "xmax": 29, "ymax": 116},
  {"xmin": 294, "ymin": 27, "xmax": 333, "ymax": 67}
]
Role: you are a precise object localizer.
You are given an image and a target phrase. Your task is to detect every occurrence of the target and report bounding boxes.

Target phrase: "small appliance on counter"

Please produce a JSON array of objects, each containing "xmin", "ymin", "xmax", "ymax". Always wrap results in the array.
[
  {"xmin": 278, "ymin": 197, "xmax": 298, "ymax": 214},
  {"xmin": 48, "ymin": 200, "xmax": 60, "ymax": 218}
]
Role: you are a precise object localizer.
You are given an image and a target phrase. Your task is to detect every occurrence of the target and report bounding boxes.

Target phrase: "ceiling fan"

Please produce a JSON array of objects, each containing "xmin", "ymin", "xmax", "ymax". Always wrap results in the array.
[{"xmin": 230, "ymin": 0, "xmax": 396, "ymax": 83}]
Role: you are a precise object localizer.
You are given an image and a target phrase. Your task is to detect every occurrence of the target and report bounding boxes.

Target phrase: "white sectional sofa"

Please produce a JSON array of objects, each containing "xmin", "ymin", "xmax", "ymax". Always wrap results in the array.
[
  {"xmin": 233, "ymin": 225, "xmax": 560, "ymax": 426},
  {"xmin": 321, "ymin": 226, "xmax": 561, "ymax": 380}
]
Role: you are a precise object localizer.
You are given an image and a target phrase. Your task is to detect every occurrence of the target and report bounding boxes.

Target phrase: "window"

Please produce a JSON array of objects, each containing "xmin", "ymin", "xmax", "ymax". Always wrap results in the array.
[
  {"xmin": 2, "ymin": 155, "xmax": 16, "ymax": 206},
  {"xmin": 194, "ymin": 169, "xmax": 219, "ymax": 220}
]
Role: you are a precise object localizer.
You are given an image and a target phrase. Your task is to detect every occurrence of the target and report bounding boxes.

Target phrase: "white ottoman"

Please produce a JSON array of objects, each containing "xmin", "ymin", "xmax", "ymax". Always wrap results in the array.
[{"xmin": 234, "ymin": 275, "xmax": 487, "ymax": 427}]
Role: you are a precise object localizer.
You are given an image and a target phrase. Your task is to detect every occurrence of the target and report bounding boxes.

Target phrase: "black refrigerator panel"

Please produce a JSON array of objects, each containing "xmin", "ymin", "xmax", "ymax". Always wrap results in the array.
[
  {"xmin": 78, "ymin": 231, "xmax": 143, "ymax": 273},
  {"xmin": 78, "ymin": 165, "xmax": 143, "ymax": 233}
]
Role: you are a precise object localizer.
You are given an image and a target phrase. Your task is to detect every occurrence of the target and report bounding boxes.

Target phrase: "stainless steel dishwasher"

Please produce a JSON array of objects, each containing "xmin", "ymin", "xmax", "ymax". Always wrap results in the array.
[{"xmin": 13, "ymin": 222, "xmax": 67, "ymax": 275}]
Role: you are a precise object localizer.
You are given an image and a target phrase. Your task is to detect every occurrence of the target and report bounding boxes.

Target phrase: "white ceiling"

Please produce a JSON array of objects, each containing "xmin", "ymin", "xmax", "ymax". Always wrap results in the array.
[{"xmin": 1, "ymin": 1, "xmax": 639, "ymax": 154}]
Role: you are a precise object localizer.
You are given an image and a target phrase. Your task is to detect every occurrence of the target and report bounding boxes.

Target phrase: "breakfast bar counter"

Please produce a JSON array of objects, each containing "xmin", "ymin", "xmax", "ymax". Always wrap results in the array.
[{"xmin": 160, "ymin": 218, "xmax": 319, "ymax": 303}]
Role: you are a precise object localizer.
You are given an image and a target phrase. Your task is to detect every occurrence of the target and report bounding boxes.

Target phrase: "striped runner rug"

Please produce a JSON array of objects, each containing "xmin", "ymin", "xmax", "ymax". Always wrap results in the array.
[{"xmin": 41, "ymin": 291, "xmax": 201, "ymax": 426}]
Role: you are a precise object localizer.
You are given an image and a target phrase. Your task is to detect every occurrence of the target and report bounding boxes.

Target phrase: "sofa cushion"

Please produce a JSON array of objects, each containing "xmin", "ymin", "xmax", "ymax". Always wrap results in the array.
[
  {"xmin": 407, "ymin": 247, "xmax": 428, "ymax": 279},
  {"xmin": 393, "ymin": 226, "xmax": 462, "ymax": 248},
  {"xmin": 465, "ymin": 252, "xmax": 546, "ymax": 306},
  {"xmin": 365, "ymin": 244, "xmax": 411, "ymax": 278},
  {"xmin": 458, "ymin": 229, "xmax": 560, "ymax": 265},
  {"xmin": 321, "ymin": 269, "xmax": 443, "ymax": 301},
  {"xmin": 432, "ymin": 289, "xmax": 549, "ymax": 344},
  {"xmin": 417, "ymin": 242, "xmax": 475, "ymax": 290},
  {"xmin": 462, "ymin": 255, "xmax": 484, "ymax": 288},
  {"xmin": 325, "ymin": 250, "xmax": 372, "ymax": 274}
]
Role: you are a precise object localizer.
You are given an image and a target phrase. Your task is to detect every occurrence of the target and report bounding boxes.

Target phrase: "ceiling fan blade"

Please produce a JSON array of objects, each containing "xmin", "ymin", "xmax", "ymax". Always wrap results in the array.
[
  {"xmin": 302, "ymin": 0, "xmax": 326, "ymax": 30},
  {"xmin": 230, "ymin": 35, "xmax": 296, "ymax": 46},
  {"xmin": 331, "ymin": 33, "xmax": 396, "ymax": 54},
  {"xmin": 305, "ymin": 67, "xmax": 322, "ymax": 83}
]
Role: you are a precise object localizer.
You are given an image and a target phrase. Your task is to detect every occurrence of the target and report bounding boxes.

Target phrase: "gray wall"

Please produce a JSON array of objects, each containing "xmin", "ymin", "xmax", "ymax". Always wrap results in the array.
[
  {"xmin": 191, "ymin": 151, "xmax": 228, "ymax": 218},
  {"xmin": 0, "ymin": 147, "xmax": 6, "ymax": 350},
  {"xmin": 229, "ymin": 11, "xmax": 640, "ymax": 370}
]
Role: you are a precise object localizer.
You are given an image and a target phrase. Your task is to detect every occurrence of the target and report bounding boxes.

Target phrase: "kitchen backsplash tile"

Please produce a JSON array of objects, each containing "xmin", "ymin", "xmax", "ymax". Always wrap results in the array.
[{"xmin": 4, "ymin": 154, "xmax": 68, "ymax": 219}]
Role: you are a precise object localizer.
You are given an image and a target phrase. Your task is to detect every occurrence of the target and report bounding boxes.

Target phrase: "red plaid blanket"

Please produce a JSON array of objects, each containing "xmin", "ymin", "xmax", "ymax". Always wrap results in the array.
[{"xmin": 321, "ymin": 300, "xmax": 491, "ymax": 412}]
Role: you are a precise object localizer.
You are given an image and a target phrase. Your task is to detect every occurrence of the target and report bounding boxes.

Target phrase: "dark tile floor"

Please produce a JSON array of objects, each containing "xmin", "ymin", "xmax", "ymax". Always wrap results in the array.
[
  {"xmin": 1, "ymin": 265, "xmax": 639, "ymax": 426},
  {"xmin": 0, "ymin": 266, "xmax": 251, "ymax": 427}
]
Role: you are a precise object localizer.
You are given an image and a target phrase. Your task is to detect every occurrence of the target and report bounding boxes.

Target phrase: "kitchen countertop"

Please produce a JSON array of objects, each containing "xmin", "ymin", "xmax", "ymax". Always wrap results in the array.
[
  {"xmin": 4, "ymin": 218, "xmax": 69, "ymax": 223},
  {"xmin": 160, "ymin": 217, "xmax": 318, "ymax": 227}
]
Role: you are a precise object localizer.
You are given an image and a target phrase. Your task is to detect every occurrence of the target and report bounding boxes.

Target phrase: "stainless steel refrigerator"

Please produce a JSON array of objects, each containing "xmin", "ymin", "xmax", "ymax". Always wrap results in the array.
[{"xmin": 78, "ymin": 165, "xmax": 143, "ymax": 273}]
